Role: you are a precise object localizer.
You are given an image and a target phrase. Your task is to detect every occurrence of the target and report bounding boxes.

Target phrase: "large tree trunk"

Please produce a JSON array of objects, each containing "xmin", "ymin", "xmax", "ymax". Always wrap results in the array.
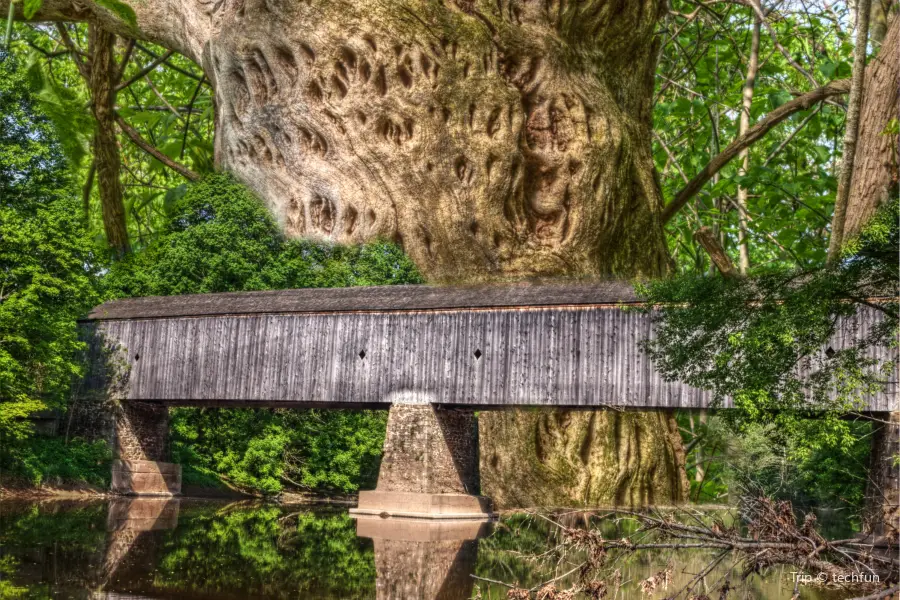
[
  {"xmin": 481, "ymin": 409, "xmax": 689, "ymax": 508},
  {"xmin": 10, "ymin": 0, "xmax": 688, "ymax": 506},
  {"xmin": 844, "ymin": 14, "xmax": 899, "ymax": 240},
  {"xmin": 202, "ymin": 1, "xmax": 672, "ymax": 282}
]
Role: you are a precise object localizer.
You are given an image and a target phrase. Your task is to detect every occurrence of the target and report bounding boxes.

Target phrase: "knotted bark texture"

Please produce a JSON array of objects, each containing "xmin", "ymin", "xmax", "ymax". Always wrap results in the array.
[
  {"xmin": 198, "ymin": 0, "xmax": 671, "ymax": 282},
  {"xmin": 481, "ymin": 409, "xmax": 689, "ymax": 508}
]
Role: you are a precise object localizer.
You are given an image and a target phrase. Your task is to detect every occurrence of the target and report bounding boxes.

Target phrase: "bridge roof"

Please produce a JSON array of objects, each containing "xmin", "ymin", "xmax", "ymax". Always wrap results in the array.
[{"xmin": 84, "ymin": 280, "xmax": 641, "ymax": 321}]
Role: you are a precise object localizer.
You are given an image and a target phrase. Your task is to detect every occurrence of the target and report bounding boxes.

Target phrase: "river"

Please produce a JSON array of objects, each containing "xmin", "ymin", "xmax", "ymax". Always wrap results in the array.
[{"xmin": 0, "ymin": 499, "xmax": 868, "ymax": 599}]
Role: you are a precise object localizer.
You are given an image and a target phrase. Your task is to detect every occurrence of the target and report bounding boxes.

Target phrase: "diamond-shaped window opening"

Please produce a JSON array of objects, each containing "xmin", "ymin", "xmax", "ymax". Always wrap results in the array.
[
  {"xmin": 474, "ymin": 349, "xmax": 482, "ymax": 360},
  {"xmin": 358, "ymin": 350, "xmax": 366, "ymax": 360},
  {"xmin": 825, "ymin": 346, "xmax": 835, "ymax": 358}
]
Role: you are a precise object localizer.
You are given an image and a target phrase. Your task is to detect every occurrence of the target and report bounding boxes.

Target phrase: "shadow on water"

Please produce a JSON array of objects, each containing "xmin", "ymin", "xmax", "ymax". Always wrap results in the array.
[{"xmin": 0, "ymin": 499, "xmax": 877, "ymax": 599}]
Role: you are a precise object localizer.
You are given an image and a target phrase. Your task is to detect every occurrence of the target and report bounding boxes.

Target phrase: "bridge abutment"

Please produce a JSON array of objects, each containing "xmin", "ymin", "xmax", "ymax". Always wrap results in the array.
[
  {"xmin": 111, "ymin": 402, "xmax": 181, "ymax": 496},
  {"xmin": 351, "ymin": 403, "xmax": 493, "ymax": 520}
]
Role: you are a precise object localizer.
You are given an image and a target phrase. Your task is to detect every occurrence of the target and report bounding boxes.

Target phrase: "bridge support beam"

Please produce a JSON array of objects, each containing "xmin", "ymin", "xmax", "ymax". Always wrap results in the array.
[
  {"xmin": 112, "ymin": 402, "xmax": 181, "ymax": 496},
  {"xmin": 352, "ymin": 403, "xmax": 493, "ymax": 520}
]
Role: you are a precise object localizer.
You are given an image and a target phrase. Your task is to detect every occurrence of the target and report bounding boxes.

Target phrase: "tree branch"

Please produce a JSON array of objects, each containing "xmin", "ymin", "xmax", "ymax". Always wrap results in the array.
[
  {"xmin": 82, "ymin": 157, "xmax": 96, "ymax": 219},
  {"xmin": 848, "ymin": 586, "xmax": 900, "ymax": 600},
  {"xmin": 661, "ymin": 78, "xmax": 851, "ymax": 224},
  {"xmin": 115, "ymin": 113, "xmax": 200, "ymax": 181},
  {"xmin": 694, "ymin": 226, "xmax": 740, "ymax": 278},
  {"xmin": 1, "ymin": 0, "xmax": 207, "ymax": 63},
  {"xmin": 116, "ymin": 49, "xmax": 175, "ymax": 91},
  {"xmin": 114, "ymin": 37, "xmax": 135, "ymax": 83},
  {"xmin": 134, "ymin": 43, "xmax": 206, "ymax": 83},
  {"xmin": 54, "ymin": 22, "xmax": 89, "ymax": 79},
  {"xmin": 762, "ymin": 103, "xmax": 823, "ymax": 167},
  {"xmin": 743, "ymin": 0, "xmax": 820, "ymax": 87},
  {"xmin": 180, "ymin": 75, "xmax": 206, "ymax": 159}
]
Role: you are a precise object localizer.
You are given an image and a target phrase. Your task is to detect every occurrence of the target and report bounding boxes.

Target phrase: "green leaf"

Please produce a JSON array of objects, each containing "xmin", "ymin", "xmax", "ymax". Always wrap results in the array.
[
  {"xmin": 93, "ymin": 0, "xmax": 137, "ymax": 28},
  {"xmin": 23, "ymin": 0, "xmax": 44, "ymax": 20},
  {"xmin": 767, "ymin": 90, "xmax": 793, "ymax": 110}
]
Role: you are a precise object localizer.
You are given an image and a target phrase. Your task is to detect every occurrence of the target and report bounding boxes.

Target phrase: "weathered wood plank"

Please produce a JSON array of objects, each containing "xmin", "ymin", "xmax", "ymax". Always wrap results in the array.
[{"xmin": 85, "ymin": 300, "xmax": 897, "ymax": 411}]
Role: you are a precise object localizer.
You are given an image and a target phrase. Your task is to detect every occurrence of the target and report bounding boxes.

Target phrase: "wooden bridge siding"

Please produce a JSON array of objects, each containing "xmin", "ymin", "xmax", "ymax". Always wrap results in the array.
[{"xmin": 89, "ymin": 304, "xmax": 894, "ymax": 410}]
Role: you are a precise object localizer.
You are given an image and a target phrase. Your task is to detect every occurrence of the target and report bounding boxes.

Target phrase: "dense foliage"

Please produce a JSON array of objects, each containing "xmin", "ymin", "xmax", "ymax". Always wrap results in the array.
[
  {"xmin": 103, "ymin": 174, "xmax": 422, "ymax": 494},
  {"xmin": 641, "ymin": 201, "xmax": 897, "ymax": 416},
  {"xmin": 0, "ymin": 52, "xmax": 108, "ymax": 485},
  {"xmin": 642, "ymin": 201, "xmax": 898, "ymax": 509},
  {"xmin": 657, "ymin": 1, "xmax": 857, "ymax": 272}
]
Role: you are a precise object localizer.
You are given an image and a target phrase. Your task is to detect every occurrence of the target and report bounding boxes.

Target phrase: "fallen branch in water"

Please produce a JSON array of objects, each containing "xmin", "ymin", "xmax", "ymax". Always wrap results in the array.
[{"xmin": 474, "ymin": 497, "xmax": 897, "ymax": 599}]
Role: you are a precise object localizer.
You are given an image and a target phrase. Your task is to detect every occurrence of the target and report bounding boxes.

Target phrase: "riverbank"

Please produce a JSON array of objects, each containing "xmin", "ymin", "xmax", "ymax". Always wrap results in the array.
[
  {"xmin": 0, "ymin": 480, "xmax": 358, "ymax": 505},
  {"xmin": 0, "ymin": 480, "xmax": 109, "ymax": 501}
]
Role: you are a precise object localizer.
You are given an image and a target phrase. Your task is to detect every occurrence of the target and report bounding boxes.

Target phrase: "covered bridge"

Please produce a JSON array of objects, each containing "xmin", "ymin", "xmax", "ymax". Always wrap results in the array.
[
  {"xmin": 82, "ymin": 280, "xmax": 895, "ymax": 410},
  {"xmin": 77, "ymin": 281, "xmax": 897, "ymax": 521}
]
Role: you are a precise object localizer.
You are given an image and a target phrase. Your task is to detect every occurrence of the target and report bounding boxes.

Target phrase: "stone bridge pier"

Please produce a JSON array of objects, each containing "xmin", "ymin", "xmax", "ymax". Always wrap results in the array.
[
  {"xmin": 351, "ymin": 401, "xmax": 494, "ymax": 519},
  {"xmin": 111, "ymin": 402, "xmax": 181, "ymax": 495}
]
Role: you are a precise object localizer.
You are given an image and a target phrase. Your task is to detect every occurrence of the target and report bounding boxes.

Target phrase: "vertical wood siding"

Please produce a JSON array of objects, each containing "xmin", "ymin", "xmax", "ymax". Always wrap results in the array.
[{"xmin": 87, "ymin": 304, "xmax": 897, "ymax": 410}]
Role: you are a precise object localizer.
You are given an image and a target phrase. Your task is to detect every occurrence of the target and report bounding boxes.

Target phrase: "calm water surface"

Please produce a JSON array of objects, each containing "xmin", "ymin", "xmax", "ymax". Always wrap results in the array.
[{"xmin": 0, "ymin": 499, "xmax": 866, "ymax": 599}]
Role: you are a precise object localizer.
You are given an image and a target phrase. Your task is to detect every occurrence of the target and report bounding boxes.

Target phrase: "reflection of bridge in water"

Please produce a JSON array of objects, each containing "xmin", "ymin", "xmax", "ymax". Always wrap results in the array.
[
  {"xmin": 98, "ymin": 499, "xmax": 491, "ymax": 600},
  {"xmin": 355, "ymin": 516, "xmax": 492, "ymax": 600}
]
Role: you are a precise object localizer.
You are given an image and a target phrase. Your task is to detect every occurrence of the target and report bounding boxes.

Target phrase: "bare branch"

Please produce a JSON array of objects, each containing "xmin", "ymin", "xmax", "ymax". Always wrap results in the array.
[
  {"xmin": 762, "ymin": 103, "xmax": 823, "ymax": 166},
  {"xmin": 114, "ymin": 38, "xmax": 136, "ymax": 84},
  {"xmin": 848, "ymin": 586, "xmax": 900, "ymax": 600},
  {"xmin": 116, "ymin": 49, "xmax": 175, "ymax": 91},
  {"xmin": 115, "ymin": 113, "xmax": 200, "ymax": 181},
  {"xmin": 662, "ymin": 78, "xmax": 851, "ymax": 224}
]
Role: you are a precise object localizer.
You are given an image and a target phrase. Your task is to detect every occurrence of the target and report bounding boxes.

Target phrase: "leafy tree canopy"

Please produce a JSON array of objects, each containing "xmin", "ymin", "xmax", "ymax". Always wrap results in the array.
[
  {"xmin": 0, "ymin": 52, "xmax": 97, "ymax": 442},
  {"xmin": 640, "ymin": 200, "xmax": 898, "ymax": 508},
  {"xmin": 639, "ymin": 199, "xmax": 897, "ymax": 419}
]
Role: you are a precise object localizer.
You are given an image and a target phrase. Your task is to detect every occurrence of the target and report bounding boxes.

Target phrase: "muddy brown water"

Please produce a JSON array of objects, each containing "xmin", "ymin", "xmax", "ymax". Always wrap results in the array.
[{"xmin": 0, "ymin": 499, "xmax": 877, "ymax": 599}]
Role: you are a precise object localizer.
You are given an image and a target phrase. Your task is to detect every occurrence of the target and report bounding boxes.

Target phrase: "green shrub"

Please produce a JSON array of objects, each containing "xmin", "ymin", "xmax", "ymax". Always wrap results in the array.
[{"xmin": 1, "ymin": 436, "xmax": 112, "ymax": 487}]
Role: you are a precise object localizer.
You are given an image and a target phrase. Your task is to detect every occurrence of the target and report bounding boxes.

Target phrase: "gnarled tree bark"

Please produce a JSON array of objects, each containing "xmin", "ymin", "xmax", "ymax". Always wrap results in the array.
[
  {"xmin": 844, "ymin": 14, "xmax": 899, "ymax": 241},
  {"xmin": 7, "ymin": 0, "xmax": 689, "ymax": 506}
]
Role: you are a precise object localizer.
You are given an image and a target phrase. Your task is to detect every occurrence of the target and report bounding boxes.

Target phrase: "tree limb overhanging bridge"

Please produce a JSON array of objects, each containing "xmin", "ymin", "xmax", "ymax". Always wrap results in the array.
[{"xmin": 82, "ymin": 280, "xmax": 896, "ymax": 412}]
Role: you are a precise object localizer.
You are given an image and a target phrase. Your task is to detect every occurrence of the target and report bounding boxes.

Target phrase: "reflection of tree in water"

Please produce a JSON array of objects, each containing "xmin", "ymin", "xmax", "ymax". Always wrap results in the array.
[
  {"xmin": 0, "ymin": 501, "xmax": 109, "ymax": 594},
  {"xmin": 0, "ymin": 501, "xmax": 376, "ymax": 599},
  {"xmin": 3, "ymin": 502, "xmax": 888, "ymax": 599},
  {"xmin": 151, "ymin": 505, "xmax": 376, "ymax": 599}
]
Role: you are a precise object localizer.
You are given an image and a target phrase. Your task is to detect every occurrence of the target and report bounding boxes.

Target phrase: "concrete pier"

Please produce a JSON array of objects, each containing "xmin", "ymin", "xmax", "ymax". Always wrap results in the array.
[
  {"xmin": 352, "ymin": 403, "xmax": 494, "ymax": 520},
  {"xmin": 112, "ymin": 402, "xmax": 180, "ymax": 495}
]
